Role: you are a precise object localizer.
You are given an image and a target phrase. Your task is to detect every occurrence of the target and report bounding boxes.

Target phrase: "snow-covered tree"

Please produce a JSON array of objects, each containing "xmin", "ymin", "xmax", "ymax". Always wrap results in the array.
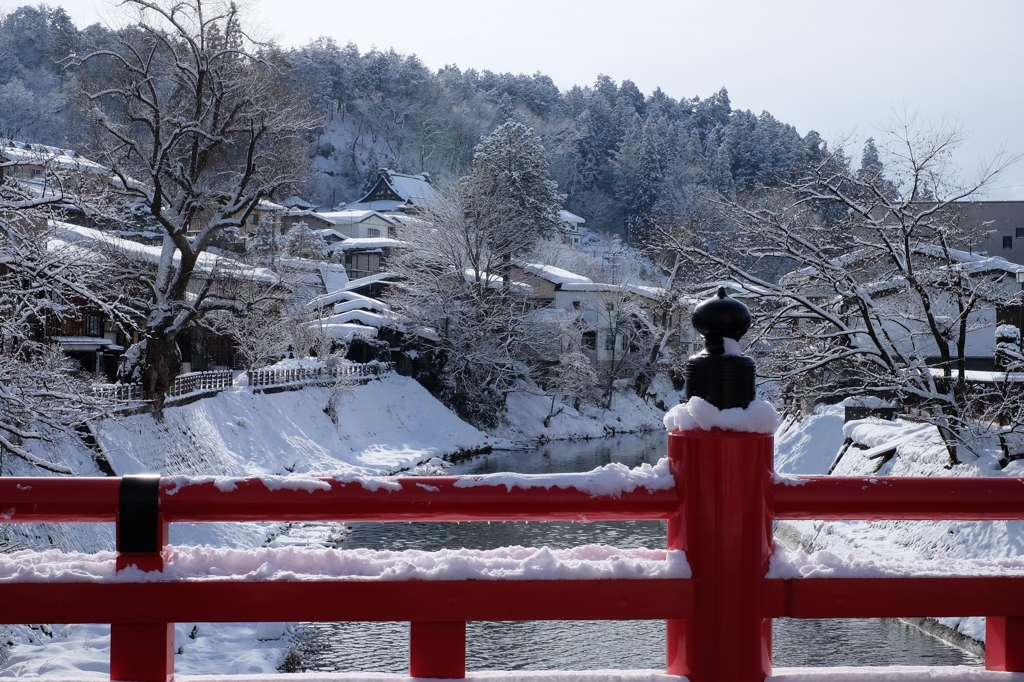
[
  {"xmin": 247, "ymin": 215, "xmax": 280, "ymax": 264},
  {"xmin": 460, "ymin": 121, "xmax": 564, "ymax": 265},
  {"xmin": 70, "ymin": 0, "xmax": 314, "ymax": 408},
  {"xmin": 389, "ymin": 123, "xmax": 564, "ymax": 427},
  {"xmin": 283, "ymin": 221, "xmax": 328, "ymax": 260},
  {"xmin": 678, "ymin": 115, "xmax": 1022, "ymax": 465},
  {"xmin": 0, "ymin": 187, "xmax": 128, "ymax": 474}
]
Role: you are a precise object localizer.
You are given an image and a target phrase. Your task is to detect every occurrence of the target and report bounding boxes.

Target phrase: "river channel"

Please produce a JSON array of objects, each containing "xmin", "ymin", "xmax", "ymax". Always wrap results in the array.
[{"xmin": 288, "ymin": 432, "xmax": 981, "ymax": 671}]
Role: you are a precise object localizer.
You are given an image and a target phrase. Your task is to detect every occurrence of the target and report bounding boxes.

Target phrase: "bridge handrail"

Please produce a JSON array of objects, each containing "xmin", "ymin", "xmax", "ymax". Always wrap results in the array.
[{"xmin": 3, "ymin": 465, "xmax": 1024, "ymax": 681}]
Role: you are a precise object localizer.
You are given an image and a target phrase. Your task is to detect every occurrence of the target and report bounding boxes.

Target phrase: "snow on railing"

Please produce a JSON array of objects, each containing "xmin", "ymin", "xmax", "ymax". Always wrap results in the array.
[
  {"xmin": 247, "ymin": 361, "xmax": 393, "ymax": 390},
  {"xmin": 3, "ymin": 436, "xmax": 1024, "ymax": 682}
]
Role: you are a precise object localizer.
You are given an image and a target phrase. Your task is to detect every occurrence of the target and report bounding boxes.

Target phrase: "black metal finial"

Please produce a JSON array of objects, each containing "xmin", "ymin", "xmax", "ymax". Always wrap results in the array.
[
  {"xmin": 692, "ymin": 287, "xmax": 752, "ymax": 356},
  {"xmin": 685, "ymin": 288, "xmax": 756, "ymax": 409}
]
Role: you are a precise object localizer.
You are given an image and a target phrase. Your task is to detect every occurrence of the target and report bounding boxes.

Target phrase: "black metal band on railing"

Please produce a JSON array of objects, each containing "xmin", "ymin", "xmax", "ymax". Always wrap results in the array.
[{"xmin": 117, "ymin": 474, "xmax": 161, "ymax": 553}]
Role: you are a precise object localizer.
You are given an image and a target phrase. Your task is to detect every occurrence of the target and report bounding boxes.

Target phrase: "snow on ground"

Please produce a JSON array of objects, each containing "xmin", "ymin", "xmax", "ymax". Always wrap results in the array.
[
  {"xmin": 98, "ymin": 374, "xmax": 487, "ymax": 480},
  {"xmin": 493, "ymin": 385, "xmax": 673, "ymax": 444},
  {"xmin": 774, "ymin": 402, "xmax": 1024, "ymax": 643},
  {"xmin": 453, "ymin": 458, "xmax": 673, "ymax": 498},
  {"xmin": 1, "ymin": 373, "xmax": 493, "ymax": 677}
]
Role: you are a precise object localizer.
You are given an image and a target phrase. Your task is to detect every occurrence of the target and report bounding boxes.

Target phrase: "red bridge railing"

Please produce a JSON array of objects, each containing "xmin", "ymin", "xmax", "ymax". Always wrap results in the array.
[{"xmin": 2, "ymin": 428, "xmax": 1024, "ymax": 682}]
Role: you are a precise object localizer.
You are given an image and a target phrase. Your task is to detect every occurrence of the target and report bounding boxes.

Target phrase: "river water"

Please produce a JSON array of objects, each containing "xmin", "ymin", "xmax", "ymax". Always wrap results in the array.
[{"xmin": 288, "ymin": 432, "xmax": 981, "ymax": 672}]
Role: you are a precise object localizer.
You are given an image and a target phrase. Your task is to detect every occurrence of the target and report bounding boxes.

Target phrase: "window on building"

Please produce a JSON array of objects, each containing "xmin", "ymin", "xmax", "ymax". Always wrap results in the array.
[
  {"xmin": 367, "ymin": 228, "xmax": 380, "ymax": 238},
  {"xmin": 1004, "ymin": 236, "xmax": 1013, "ymax": 249},
  {"xmin": 1016, "ymin": 228, "xmax": 1024, "ymax": 238},
  {"xmin": 250, "ymin": 214, "xmax": 259, "ymax": 225},
  {"xmin": 86, "ymin": 314, "xmax": 103, "ymax": 337},
  {"xmin": 572, "ymin": 300, "xmax": 581, "ymax": 310},
  {"xmin": 605, "ymin": 333, "xmax": 616, "ymax": 351},
  {"xmin": 581, "ymin": 331, "xmax": 596, "ymax": 350},
  {"xmin": 606, "ymin": 302, "xmax": 615, "ymax": 312}
]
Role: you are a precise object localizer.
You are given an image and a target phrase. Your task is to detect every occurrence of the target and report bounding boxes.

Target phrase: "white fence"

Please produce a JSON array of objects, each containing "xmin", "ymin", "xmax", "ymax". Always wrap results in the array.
[
  {"xmin": 93, "ymin": 369, "xmax": 234, "ymax": 404},
  {"xmin": 94, "ymin": 363, "xmax": 393, "ymax": 404},
  {"xmin": 248, "ymin": 361, "xmax": 393, "ymax": 390}
]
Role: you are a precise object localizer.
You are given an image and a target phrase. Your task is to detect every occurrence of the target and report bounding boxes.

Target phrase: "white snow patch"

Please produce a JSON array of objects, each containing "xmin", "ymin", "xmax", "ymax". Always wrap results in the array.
[
  {"xmin": 333, "ymin": 472, "xmax": 402, "ymax": 492},
  {"xmin": 663, "ymin": 397, "xmax": 779, "ymax": 434},
  {"xmin": 453, "ymin": 458, "xmax": 674, "ymax": 498},
  {"xmin": 164, "ymin": 476, "xmax": 333, "ymax": 496},
  {"xmin": 722, "ymin": 337, "xmax": 743, "ymax": 356},
  {"xmin": 0, "ymin": 545, "xmax": 689, "ymax": 582},
  {"xmin": 767, "ymin": 544, "xmax": 1024, "ymax": 579}
]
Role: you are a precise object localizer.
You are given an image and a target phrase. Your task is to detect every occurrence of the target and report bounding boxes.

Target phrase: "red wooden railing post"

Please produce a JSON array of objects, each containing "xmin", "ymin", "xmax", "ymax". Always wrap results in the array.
[
  {"xmin": 667, "ymin": 428, "xmax": 774, "ymax": 682},
  {"xmin": 667, "ymin": 288, "xmax": 773, "ymax": 682},
  {"xmin": 987, "ymin": 617, "xmax": 1024, "ymax": 671},
  {"xmin": 112, "ymin": 475, "xmax": 173, "ymax": 682},
  {"xmin": 410, "ymin": 621, "xmax": 465, "ymax": 678}
]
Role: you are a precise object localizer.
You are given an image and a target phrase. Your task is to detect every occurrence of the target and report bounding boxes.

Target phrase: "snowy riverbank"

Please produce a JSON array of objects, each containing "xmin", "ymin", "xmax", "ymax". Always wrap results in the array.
[{"xmin": 774, "ymin": 402, "xmax": 1024, "ymax": 644}]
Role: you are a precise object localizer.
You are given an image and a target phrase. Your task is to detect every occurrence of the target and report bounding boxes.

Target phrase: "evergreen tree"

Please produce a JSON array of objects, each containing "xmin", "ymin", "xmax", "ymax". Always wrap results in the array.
[{"xmin": 284, "ymin": 221, "xmax": 328, "ymax": 260}]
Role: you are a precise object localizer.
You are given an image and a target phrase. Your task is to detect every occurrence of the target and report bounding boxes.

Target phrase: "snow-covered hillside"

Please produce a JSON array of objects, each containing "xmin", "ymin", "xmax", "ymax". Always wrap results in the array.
[{"xmin": 98, "ymin": 375, "xmax": 488, "ymax": 480}]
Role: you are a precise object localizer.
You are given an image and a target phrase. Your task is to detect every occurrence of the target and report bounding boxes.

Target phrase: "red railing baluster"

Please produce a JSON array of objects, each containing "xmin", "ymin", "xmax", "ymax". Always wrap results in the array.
[
  {"xmin": 668, "ymin": 428, "xmax": 774, "ymax": 682},
  {"xmin": 410, "ymin": 621, "xmax": 466, "ymax": 679},
  {"xmin": 987, "ymin": 617, "xmax": 1024, "ymax": 671},
  {"xmin": 112, "ymin": 475, "xmax": 172, "ymax": 682}
]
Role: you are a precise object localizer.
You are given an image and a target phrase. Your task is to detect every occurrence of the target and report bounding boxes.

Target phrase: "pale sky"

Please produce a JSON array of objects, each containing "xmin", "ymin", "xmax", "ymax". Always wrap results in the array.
[{"xmin": 19, "ymin": 0, "xmax": 1024, "ymax": 199}]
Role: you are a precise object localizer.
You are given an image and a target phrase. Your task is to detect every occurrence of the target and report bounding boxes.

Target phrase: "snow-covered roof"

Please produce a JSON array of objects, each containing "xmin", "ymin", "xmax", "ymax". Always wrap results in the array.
[
  {"xmin": 49, "ymin": 221, "xmax": 279, "ymax": 284},
  {"xmin": 319, "ymin": 309, "xmax": 391, "ymax": 328},
  {"xmin": 319, "ymin": 263, "xmax": 350, "ymax": 293},
  {"xmin": 344, "ymin": 199, "xmax": 407, "ymax": 212},
  {"xmin": 781, "ymin": 245, "xmax": 1024, "ymax": 288},
  {"xmin": 463, "ymin": 269, "xmax": 533, "ymax": 292},
  {"xmin": 306, "ymin": 289, "xmax": 381, "ymax": 311},
  {"xmin": 332, "ymin": 298, "xmax": 389, "ymax": 315},
  {"xmin": 257, "ymin": 199, "xmax": 287, "ymax": 212},
  {"xmin": 559, "ymin": 282, "xmax": 668, "ymax": 300},
  {"xmin": 1, "ymin": 140, "xmax": 107, "ymax": 174},
  {"xmin": 518, "ymin": 263, "xmax": 593, "ymax": 285},
  {"xmin": 313, "ymin": 322, "xmax": 379, "ymax": 342},
  {"xmin": 278, "ymin": 196, "xmax": 317, "ymax": 210},
  {"xmin": 384, "ymin": 171, "xmax": 436, "ymax": 205},
  {"xmin": 347, "ymin": 170, "xmax": 436, "ymax": 212},
  {"xmin": 328, "ymin": 237, "xmax": 406, "ymax": 252},
  {"xmin": 52, "ymin": 336, "xmax": 122, "ymax": 351},
  {"xmin": 315, "ymin": 229, "xmax": 348, "ymax": 242},
  {"xmin": 559, "ymin": 210, "xmax": 585, "ymax": 225},
  {"xmin": 916, "ymin": 245, "xmax": 1024, "ymax": 275},
  {"xmin": 315, "ymin": 210, "xmax": 396, "ymax": 225},
  {"xmin": 344, "ymin": 272, "xmax": 400, "ymax": 291}
]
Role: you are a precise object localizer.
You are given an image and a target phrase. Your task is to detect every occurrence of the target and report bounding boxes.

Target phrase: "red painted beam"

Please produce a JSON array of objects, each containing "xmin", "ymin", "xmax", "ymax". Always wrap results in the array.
[
  {"xmin": 159, "ymin": 477, "xmax": 679, "ymax": 523},
  {"xmin": 0, "ymin": 578, "xmax": 692, "ymax": 623},
  {"xmin": 0, "ymin": 477, "xmax": 121, "ymax": 523},
  {"xmin": 762, "ymin": 577, "xmax": 1024, "ymax": 618},
  {"xmin": 774, "ymin": 476, "xmax": 1024, "ymax": 520}
]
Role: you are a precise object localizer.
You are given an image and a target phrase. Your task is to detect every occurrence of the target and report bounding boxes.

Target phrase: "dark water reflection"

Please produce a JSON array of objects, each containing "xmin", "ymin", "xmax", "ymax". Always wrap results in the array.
[{"xmin": 291, "ymin": 432, "xmax": 981, "ymax": 671}]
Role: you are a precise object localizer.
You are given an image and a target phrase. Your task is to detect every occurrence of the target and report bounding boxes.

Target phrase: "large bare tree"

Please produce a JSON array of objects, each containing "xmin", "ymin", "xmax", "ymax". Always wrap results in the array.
[
  {"xmin": 659, "ymin": 115, "xmax": 1021, "ymax": 465},
  {"xmin": 71, "ymin": 0, "xmax": 314, "ymax": 407}
]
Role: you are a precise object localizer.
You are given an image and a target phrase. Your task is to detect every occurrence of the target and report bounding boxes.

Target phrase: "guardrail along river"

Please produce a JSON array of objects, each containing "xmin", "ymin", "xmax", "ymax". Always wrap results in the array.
[{"xmin": 287, "ymin": 432, "xmax": 982, "ymax": 671}]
